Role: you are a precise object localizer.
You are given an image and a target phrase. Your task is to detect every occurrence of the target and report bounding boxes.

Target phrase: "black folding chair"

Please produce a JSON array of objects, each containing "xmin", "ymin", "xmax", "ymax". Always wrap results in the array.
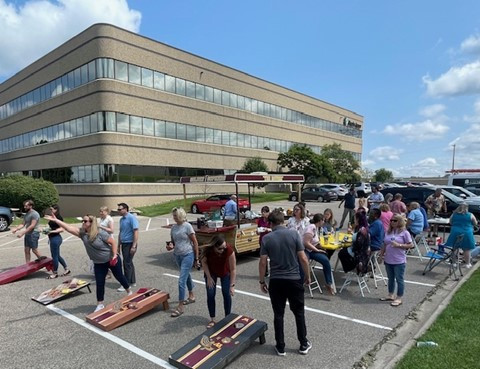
[{"xmin": 423, "ymin": 234, "xmax": 464, "ymax": 276}]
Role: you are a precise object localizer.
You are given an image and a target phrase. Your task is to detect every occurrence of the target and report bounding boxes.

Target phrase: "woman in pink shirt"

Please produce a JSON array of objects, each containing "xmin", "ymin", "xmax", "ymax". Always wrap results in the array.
[
  {"xmin": 379, "ymin": 214, "xmax": 413, "ymax": 307},
  {"xmin": 379, "ymin": 203, "xmax": 393, "ymax": 233}
]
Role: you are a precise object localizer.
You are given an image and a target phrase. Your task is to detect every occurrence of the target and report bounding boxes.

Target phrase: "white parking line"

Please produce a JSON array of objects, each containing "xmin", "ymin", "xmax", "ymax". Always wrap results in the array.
[
  {"xmin": 162, "ymin": 273, "xmax": 392, "ymax": 331},
  {"xmin": 46, "ymin": 305, "xmax": 176, "ymax": 368},
  {"xmin": 146, "ymin": 218, "xmax": 152, "ymax": 231}
]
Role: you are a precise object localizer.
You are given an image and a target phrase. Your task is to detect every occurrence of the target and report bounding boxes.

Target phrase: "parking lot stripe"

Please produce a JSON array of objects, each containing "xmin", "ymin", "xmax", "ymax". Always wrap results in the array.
[
  {"xmin": 163, "ymin": 273, "xmax": 393, "ymax": 331},
  {"xmin": 146, "ymin": 218, "xmax": 151, "ymax": 231},
  {"xmin": 46, "ymin": 304, "xmax": 176, "ymax": 368}
]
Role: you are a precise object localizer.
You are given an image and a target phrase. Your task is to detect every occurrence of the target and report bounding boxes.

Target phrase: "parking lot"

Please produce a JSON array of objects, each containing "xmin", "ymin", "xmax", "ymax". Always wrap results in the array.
[{"xmin": 0, "ymin": 200, "xmax": 471, "ymax": 369}]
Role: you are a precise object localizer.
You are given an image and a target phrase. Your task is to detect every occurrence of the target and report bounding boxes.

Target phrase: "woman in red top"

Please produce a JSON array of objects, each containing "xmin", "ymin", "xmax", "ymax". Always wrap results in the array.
[{"xmin": 201, "ymin": 234, "xmax": 237, "ymax": 328}]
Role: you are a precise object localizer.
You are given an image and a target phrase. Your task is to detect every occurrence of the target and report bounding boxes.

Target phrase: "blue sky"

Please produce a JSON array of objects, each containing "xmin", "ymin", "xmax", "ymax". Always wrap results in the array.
[{"xmin": 1, "ymin": 0, "xmax": 480, "ymax": 178}]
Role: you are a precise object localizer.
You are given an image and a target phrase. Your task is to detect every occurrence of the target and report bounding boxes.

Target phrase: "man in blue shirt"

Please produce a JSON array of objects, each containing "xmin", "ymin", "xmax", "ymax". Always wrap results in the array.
[
  {"xmin": 223, "ymin": 195, "xmax": 238, "ymax": 226},
  {"xmin": 338, "ymin": 186, "xmax": 356, "ymax": 229},
  {"xmin": 368, "ymin": 209, "xmax": 385, "ymax": 251},
  {"xmin": 117, "ymin": 202, "xmax": 139, "ymax": 291}
]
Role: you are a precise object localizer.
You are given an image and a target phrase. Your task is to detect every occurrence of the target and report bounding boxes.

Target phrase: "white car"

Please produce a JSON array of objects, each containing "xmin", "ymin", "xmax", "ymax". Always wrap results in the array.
[
  {"xmin": 352, "ymin": 182, "xmax": 372, "ymax": 197},
  {"xmin": 320, "ymin": 184, "xmax": 348, "ymax": 199}
]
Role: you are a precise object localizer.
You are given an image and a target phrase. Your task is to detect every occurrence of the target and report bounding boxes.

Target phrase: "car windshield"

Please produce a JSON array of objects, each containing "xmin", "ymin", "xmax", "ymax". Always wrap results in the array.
[{"xmin": 442, "ymin": 190, "xmax": 463, "ymax": 203}]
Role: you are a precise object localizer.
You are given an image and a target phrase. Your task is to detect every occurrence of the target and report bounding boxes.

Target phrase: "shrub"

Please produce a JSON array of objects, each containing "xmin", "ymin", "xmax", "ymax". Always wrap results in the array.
[{"xmin": 0, "ymin": 175, "xmax": 59, "ymax": 214}]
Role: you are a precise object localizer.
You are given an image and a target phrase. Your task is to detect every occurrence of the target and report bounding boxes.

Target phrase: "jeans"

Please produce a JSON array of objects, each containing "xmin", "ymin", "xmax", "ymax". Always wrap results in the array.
[
  {"xmin": 339, "ymin": 207, "xmax": 355, "ymax": 228},
  {"xmin": 268, "ymin": 279, "xmax": 308, "ymax": 350},
  {"xmin": 49, "ymin": 234, "xmax": 67, "ymax": 273},
  {"xmin": 384, "ymin": 262, "xmax": 405, "ymax": 297},
  {"xmin": 121, "ymin": 242, "xmax": 136, "ymax": 284},
  {"xmin": 307, "ymin": 251, "xmax": 333, "ymax": 285},
  {"xmin": 175, "ymin": 252, "xmax": 194, "ymax": 301},
  {"xmin": 94, "ymin": 255, "xmax": 129, "ymax": 302},
  {"xmin": 204, "ymin": 273, "xmax": 232, "ymax": 318}
]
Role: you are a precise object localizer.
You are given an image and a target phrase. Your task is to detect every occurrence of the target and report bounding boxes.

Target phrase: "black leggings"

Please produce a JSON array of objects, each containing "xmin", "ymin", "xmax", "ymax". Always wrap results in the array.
[{"xmin": 93, "ymin": 255, "xmax": 129, "ymax": 302}]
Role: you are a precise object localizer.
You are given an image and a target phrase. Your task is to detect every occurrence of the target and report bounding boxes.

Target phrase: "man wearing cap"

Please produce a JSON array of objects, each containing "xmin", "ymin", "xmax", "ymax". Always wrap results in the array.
[{"xmin": 223, "ymin": 195, "xmax": 237, "ymax": 226}]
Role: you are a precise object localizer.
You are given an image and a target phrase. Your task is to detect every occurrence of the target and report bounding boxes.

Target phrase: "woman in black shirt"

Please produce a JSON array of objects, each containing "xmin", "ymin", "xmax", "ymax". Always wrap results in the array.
[{"xmin": 46, "ymin": 205, "xmax": 70, "ymax": 278}]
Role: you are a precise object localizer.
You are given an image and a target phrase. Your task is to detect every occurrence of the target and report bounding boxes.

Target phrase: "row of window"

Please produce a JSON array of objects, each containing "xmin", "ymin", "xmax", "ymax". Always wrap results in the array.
[
  {"xmin": 5, "ymin": 165, "xmax": 230, "ymax": 184},
  {"xmin": 0, "ymin": 58, "xmax": 362, "ymax": 138},
  {"xmin": 0, "ymin": 111, "xmax": 361, "ymax": 161}
]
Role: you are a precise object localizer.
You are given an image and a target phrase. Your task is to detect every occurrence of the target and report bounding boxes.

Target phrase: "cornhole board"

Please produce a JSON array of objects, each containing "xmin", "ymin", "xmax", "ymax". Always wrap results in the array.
[
  {"xmin": 169, "ymin": 313, "xmax": 268, "ymax": 369},
  {"xmin": 0, "ymin": 257, "xmax": 53, "ymax": 285},
  {"xmin": 86, "ymin": 288, "xmax": 169, "ymax": 331},
  {"xmin": 32, "ymin": 278, "xmax": 91, "ymax": 305}
]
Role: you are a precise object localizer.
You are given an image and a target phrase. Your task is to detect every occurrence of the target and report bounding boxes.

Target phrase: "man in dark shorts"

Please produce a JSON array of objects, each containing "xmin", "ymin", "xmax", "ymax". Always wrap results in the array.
[
  {"xmin": 259, "ymin": 209, "xmax": 311, "ymax": 356},
  {"xmin": 12, "ymin": 199, "xmax": 42, "ymax": 263}
]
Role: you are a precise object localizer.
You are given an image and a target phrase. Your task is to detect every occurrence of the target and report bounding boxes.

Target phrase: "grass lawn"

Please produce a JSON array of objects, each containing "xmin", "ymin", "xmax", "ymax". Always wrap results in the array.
[
  {"xmin": 395, "ymin": 269, "xmax": 480, "ymax": 369},
  {"xmin": 137, "ymin": 192, "xmax": 289, "ymax": 217}
]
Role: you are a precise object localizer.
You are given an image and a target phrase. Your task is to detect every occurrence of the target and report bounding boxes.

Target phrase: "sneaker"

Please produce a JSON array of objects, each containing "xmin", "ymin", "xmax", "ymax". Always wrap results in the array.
[
  {"xmin": 127, "ymin": 291, "xmax": 133, "ymax": 296},
  {"xmin": 117, "ymin": 286, "xmax": 126, "ymax": 292},
  {"xmin": 466, "ymin": 263, "xmax": 473, "ymax": 269},
  {"xmin": 298, "ymin": 340, "xmax": 312, "ymax": 355},
  {"xmin": 132, "ymin": 283, "xmax": 137, "ymax": 287},
  {"xmin": 94, "ymin": 304, "xmax": 104, "ymax": 313},
  {"xmin": 275, "ymin": 346, "xmax": 286, "ymax": 356}
]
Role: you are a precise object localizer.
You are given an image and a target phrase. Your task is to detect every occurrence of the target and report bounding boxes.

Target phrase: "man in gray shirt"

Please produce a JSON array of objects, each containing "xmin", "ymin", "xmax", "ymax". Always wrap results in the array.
[
  {"xmin": 12, "ymin": 199, "xmax": 43, "ymax": 263},
  {"xmin": 259, "ymin": 209, "xmax": 311, "ymax": 356}
]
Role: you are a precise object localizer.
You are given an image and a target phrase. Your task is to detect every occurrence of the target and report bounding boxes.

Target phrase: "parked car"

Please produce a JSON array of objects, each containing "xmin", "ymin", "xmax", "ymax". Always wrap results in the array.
[
  {"xmin": 190, "ymin": 194, "xmax": 250, "ymax": 214},
  {"xmin": 289, "ymin": 186, "xmax": 338, "ymax": 202},
  {"xmin": 438, "ymin": 185, "xmax": 480, "ymax": 200},
  {"xmin": 350, "ymin": 182, "xmax": 372, "ymax": 197},
  {"xmin": 0, "ymin": 206, "xmax": 14, "ymax": 232},
  {"xmin": 319, "ymin": 184, "xmax": 348, "ymax": 199}
]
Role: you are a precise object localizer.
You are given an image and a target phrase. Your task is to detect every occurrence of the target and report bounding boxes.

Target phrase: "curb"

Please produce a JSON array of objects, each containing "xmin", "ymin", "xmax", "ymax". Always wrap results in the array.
[{"xmin": 360, "ymin": 261, "xmax": 479, "ymax": 369}]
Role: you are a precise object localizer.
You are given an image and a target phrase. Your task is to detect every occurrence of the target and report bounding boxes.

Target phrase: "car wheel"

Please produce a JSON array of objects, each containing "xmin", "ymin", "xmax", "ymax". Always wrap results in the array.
[
  {"xmin": 0, "ymin": 215, "xmax": 8, "ymax": 232},
  {"xmin": 191, "ymin": 204, "xmax": 199, "ymax": 214},
  {"xmin": 317, "ymin": 196, "xmax": 324, "ymax": 202},
  {"xmin": 290, "ymin": 195, "xmax": 298, "ymax": 202}
]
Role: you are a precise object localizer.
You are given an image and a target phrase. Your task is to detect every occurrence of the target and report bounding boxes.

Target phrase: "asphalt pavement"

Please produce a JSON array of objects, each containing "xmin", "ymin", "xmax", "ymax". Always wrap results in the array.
[{"xmin": 0, "ymin": 200, "xmax": 476, "ymax": 369}]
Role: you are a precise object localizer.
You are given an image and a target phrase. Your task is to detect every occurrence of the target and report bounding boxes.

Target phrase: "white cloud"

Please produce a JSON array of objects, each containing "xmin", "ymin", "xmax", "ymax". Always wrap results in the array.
[
  {"xmin": 423, "ymin": 61, "xmax": 480, "ymax": 97},
  {"xmin": 460, "ymin": 34, "xmax": 480, "ymax": 55},
  {"xmin": 462, "ymin": 98, "xmax": 480, "ymax": 123},
  {"xmin": 383, "ymin": 119, "xmax": 449, "ymax": 142},
  {"xmin": 361, "ymin": 159, "xmax": 375, "ymax": 167},
  {"xmin": 419, "ymin": 104, "xmax": 445, "ymax": 118},
  {"xmin": 0, "ymin": 0, "xmax": 141, "ymax": 77},
  {"xmin": 368, "ymin": 146, "xmax": 403, "ymax": 161},
  {"xmin": 394, "ymin": 157, "xmax": 444, "ymax": 177}
]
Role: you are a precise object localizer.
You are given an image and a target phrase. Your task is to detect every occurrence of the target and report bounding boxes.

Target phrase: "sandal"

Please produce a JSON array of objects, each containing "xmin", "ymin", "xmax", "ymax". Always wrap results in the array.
[
  {"xmin": 47, "ymin": 273, "xmax": 58, "ymax": 279},
  {"xmin": 380, "ymin": 297, "xmax": 395, "ymax": 301},
  {"xmin": 183, "ymin": 297, "xmax": 196, "ymax": 305},
  {"xmin": 391, "ymin": 300, "xmax": 403, "ymax": 307},
  {"xmin": 206, "ymin": 320, "xmax": 216, "ymax": 329},
  {"xmin": 61, "ymin": 269, "xmax": 71, "ymax": 276},
  {"xmin": 170, "ymin": 309, "xmax": 184, "ymax": 318}
]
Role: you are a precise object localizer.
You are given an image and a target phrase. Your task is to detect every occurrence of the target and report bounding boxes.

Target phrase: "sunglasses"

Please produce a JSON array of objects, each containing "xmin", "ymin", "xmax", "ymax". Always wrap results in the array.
[
  {"xmin": 82, "ymin": 220, "xmax": 90, "ymax": 223},
  {"xmin": 117, "ymin": 208, "xmax": 124, "ymax": 211},
  {"xmin": 390, "ymin": 219, "xmax": 399, "ymax": 223}
]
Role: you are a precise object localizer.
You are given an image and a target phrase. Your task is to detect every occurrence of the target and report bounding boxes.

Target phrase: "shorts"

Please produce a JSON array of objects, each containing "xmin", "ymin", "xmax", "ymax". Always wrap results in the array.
[{"xmin": 25, "ymin": 232, "xmax": 40, "ymax": 249}]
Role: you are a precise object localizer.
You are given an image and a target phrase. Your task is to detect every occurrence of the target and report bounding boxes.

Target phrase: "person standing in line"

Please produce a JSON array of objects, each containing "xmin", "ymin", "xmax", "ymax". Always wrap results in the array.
[
  {"xmin": 201, "ymin": 234, "xmax": 236, "ymax": 328},
  {"xmin": 424, "ymin": 188, "xmax": 447, "ymax": 237},
  {"xmin": 379, "ymin": 203, "xmax": 394, "ymax": 233},
  {"xmin": 45, "ymin": 204, "xmax": 70, "ymax": 279},
  {"xmin": 167, "ymin": 207, "xmax": 200, "ymax": 317},
  {"xmin": 44, "ymin": 213, "xmax": 131, "ymax": 312},
  {"xmin": 223, "ymin": 195, "xmax": 238, "ymax": 226},
  {"xmin": 12, "ymin": 199, "xmax": 43, "ymax": 263},
  {"xmin": 117, "ymin": 203, "xmax": 139, "ymax": 291},
  {"xmin": 367, "ymin": 186, "xmax": 384, "ymax": 211},
  {"xmin": 259, "ymin": 209, "xmax": 312, "ymax": 356},
  {"xmin": 446, "ymin": 202, "xmax": 477, "ymax": 269},
  {"xmin": 389, "ymin": 193, "xmax": 407, "ymax": 215},
  {"xmin": 338, "ymin": 186, "xmax": 356, "ymax": 229},
  {"xmin": 99, "ymin": 206, "xmax": 114, "ymax": 279},
  {"xmin": 368, "ymin": 209, "xmax": 385, "ymax": 253}
]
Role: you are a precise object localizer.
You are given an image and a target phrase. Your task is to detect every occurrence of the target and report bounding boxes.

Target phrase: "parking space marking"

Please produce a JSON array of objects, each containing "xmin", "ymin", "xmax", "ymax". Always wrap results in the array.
[
  {"xmin": 146, "ymin": 218, "xmax": 151, "ymax": 231},
  {"xmin": 46, "ymin": 305, "xmax": 176, "ymax": 368},
  {"xmin": 163, "ymin": 273, "xmax": 393, "ymax": 331}
]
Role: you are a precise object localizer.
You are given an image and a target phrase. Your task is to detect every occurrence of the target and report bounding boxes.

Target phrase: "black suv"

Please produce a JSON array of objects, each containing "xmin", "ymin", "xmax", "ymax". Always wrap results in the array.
[
  {"xmin": 380, "ymin": 187, "xmax": 480, "ymax": 222},
  {"xmin": 0, "ymin": 206, "xmax": 14, "ymax": 232},
  {"xmin": 289, "ymin": 186, "xmax": 338, "ymax": 202}
]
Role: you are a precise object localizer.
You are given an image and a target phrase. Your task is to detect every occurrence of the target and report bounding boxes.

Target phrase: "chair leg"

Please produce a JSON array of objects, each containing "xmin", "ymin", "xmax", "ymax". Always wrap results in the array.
[{"xmin": 308, "ymin": 261, "xmax": 322, "ymax": 297}]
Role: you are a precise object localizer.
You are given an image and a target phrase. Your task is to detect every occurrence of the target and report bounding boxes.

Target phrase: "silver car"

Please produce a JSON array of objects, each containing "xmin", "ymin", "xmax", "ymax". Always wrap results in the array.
[{"xmin": 320, "ymin": 184, "xmax": 348, "ymax": 199}]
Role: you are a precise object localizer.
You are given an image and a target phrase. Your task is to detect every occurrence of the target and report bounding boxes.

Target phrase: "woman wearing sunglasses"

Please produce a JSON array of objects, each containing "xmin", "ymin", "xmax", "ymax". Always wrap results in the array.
[
  {"xmin": 44, "ymin": 213, "xmax": 131, "ymax": 312},
  {"xmin": 378, "ymin": 214, "xmax": 412, "ymax": 307},
  {"xmin": 201, "ymin": 234, "xmax": 236, "ymax": 328}
]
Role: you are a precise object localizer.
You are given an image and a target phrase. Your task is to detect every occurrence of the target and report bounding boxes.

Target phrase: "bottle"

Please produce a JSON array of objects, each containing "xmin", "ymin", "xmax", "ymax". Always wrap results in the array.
[{"xmin": 416, "ymin": 341, "xmax": 438, "ymax": 347}]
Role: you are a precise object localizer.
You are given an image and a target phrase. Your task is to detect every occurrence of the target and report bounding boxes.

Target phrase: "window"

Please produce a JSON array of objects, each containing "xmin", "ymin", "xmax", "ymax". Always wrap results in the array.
[
  {"xmin": 186, "ymin": 125, "xmax": 196, "ymax": 141},
  {"xmin": 74, "ymin": 68, "xmax": 81, "ymax": 87},
  {"xmin": 195, "ymin": 84, "xmax": 204, "ymax": 100},
  {"xmin": 186, "ymin": 81, "xmax": 196, "ymax": 98},
  {"xmin": 213, "ymin": 88, "xmax": 222, "ymax": 104},
  {"xmin": 154, "ymin": 71, "xmax": 165, "ymax": 90},
  {"xmin": 143, "ymin": 118, "xmax": 154, "ymax": 136},
  {"xmin": 176, "ymin": 123, "xmax": 186, "ymax": 140},
  {"xmin": 116, "ymin": 113, "xmax": 129, "ymax": 133},
  {"xmin": 204, "ymin": 86, "xmax": 214, "ymax": 102},
  {"xmin": 165, "ymin": 122, "xmax": 176, "ymax": 139},
  {"xmin": 175, "ymin": 78, "xmax": 186, "ymax": 95},
  {"xmin": 205, "ymin": 128, "xmax": 214, "ymax": 143},
  {"xmin": 80, "ymin": 65, "xmax": 88, "ymax": 84},
  {"xmin": 115, "ymin": 61, "xmax": 128, "ymax": 81},
  {"xmin": 141, "ymin": 68, "xmax": 153, "ymax": 88},
  {"xmin": 88, "ymin": 60, "xmax": 96, "ymax": 81},
  {"xmin": 196, "ymin": 127, "xmax": 205, "ymax": 142},
  {"xmin": 130, "ymin": 116, "xmax": 142, "ymax": 134},
  {"xmin": 128, "ymin": 64, "xmax": 141, "ymax": 85},
  {"xmin": 154, "ymin": 120, "xmax": 165, "ymax": 137},
  {"xmin": 165, "ymin": 75, "xmax": 175, "ymax": 92}
]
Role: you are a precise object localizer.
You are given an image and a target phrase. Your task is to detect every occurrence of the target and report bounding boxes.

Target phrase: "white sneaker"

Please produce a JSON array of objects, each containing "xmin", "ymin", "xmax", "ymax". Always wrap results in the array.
[
  {"xmin": 117, "ymin": 286, "xmax": 126, "ymax": 292},
  {"xmin": 132, "ymin": 283, "xmax": 137, "ymax": 287},
  {"xmin": 94, "ymin": 304, "xmax": 104, "ymax": 312},
  {"xmin": 466, "ymin": 263, "xmax": 473, "ymax": 269},
  {"xmin": 127, "ymin": 291, "xmax": 133, "ymax": 296}
]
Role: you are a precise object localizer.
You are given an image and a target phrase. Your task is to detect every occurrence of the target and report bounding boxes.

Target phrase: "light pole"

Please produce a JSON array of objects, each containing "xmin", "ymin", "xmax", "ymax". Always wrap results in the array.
[{"xmin": 451, "ymin": 144, "xmax": 456, "ymax": 171}]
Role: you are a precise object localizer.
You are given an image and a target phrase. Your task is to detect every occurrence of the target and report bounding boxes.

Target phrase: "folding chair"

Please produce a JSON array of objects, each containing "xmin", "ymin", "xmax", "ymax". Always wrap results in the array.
[
  {"xmin": 423, "ymin": 234, "xmax": 464, "ymax": 275},
  {"xmin": 339, "ymin": 272, "xmax": 370, "ymax": 297},
  {"xmin": 448, "ymin": 247, "xmax": 463, "ymax": 281},
  {"xmin": 307, "ymin": 260, "xmax": 322, "ymax": 297},
  {"xmin": 368, "ymin": 251, "xmax": 387, "ymax": 288},
  {"xmin": 407, "ymin": 236, "xmax": 424, "ymax": 261},
  {"xmin": 416, "ymin": 233, "xmax": 430, "ymax": 255}
]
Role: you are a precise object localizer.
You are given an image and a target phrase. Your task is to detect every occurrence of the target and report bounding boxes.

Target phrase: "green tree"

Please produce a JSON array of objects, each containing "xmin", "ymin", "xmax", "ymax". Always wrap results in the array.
[
  {"xmin": 320, "ymin": 143, "xmax": 360, "ymax": 183},
  {"xmin": 360, "ymin": 167, "xmax": 375, "ymax": 181},
  {"xmin": 241, "ymin": 157, "xmax": 268, "ymax": 173},
  {"xmin": 277, "ymin": 144, "xmax": 332, "ymax": 189},
  {"xmin": 374, "ymin": 168, "xmax": 394, "ymax": 183},
  {"xmin": 0, "ymin": 175, "xmax": 59, "ymax": 214}
]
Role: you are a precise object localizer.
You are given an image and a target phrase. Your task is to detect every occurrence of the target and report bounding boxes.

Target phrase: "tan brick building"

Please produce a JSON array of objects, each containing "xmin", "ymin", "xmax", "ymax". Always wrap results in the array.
[{"xmin": 0, "ymin": 24, "xmax": 363, "ymax": 215}]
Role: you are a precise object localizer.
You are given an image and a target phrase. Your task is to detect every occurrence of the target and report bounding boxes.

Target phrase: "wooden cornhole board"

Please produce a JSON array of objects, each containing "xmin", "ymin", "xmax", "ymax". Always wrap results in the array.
[
  {"xmin": 32, "ymin": 278, "xmax": 91, "ymax": 305},
  {"xmin": 0, "ymin": 257, "xmax": 53, "ymax": 285},
  {"xmin": 169, "ymin": 313, "xmax": 268, "ymax": 369},
  {"xmin": 86, "ymin": 288, "xmax": 169, "ymax": 331}
]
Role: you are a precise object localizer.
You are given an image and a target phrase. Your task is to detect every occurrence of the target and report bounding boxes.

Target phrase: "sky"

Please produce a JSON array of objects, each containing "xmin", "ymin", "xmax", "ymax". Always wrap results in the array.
[{"xmin": 1, "ymin": 0, "xmax": 480, "ymax": 179}]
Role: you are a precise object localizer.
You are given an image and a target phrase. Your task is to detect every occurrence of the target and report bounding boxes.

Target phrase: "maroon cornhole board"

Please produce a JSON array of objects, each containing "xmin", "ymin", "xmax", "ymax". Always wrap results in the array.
[{"xmin": 0, "ymin": 257, "xmax": 53, "ymax": 285}]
